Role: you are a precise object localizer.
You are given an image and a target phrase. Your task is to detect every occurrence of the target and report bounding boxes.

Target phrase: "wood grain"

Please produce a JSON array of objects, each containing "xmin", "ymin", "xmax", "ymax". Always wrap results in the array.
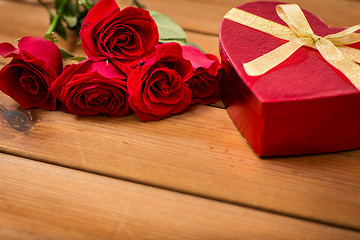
[
  {"xmin": 1, "ymin": 153, "xmax": 360, "ymax": 240},
  {"xmin": 1, "ymin": 92, "xmax": 359, "ymax": 230},
  {"xmin": 1, "ymin": 0, "xmax": 360, "ymax": 235}
]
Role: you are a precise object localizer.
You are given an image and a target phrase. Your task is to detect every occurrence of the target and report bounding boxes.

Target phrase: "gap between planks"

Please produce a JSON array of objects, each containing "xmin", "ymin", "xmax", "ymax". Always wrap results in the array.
[
  {"xmin": 1, "ymin": 152, "xmax": 360, "ymax": 240},
  {"xmin": 0, "ymin": 92, "xmax": 360, "ymax": 231},
  {"xmin": 1, "ymin": 146, "xmax": 360, "ymax": 235}
]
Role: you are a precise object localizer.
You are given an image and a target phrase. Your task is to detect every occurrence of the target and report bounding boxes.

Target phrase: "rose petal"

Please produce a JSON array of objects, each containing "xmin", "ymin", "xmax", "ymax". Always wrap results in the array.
[
  {"xmin": 0, "ymin": 42, "xmax": 20, "ymax": 58},
  {"xmin": 182, "ymin": 45, "xmax": 215, "ymax": 69},
  {"xmin": 19, "ymin": 70, "xmax": 40, "ymax": 94},
  {"xmin": 18, "ymin": 37, "xmax": 63, "ymax": 75}
]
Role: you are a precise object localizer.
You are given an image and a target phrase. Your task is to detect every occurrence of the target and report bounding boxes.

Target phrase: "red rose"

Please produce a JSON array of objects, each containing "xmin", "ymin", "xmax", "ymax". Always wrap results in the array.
[
  {"xmin": 80, "ymin": 0, "xmax": 159, "ymax": 67},
  {"xmin": 182, "ymin": 45, "xmax": 222, "ymax": 105},
  {"xmin": 50, "ymin": 60, "xmax": 132, "ymax": 117},
  {"xmin": 127, "ymin": 42, "xmax": 193, "ymax": 121},
  {"xmin": 0, "ymin": 36, "xmax": 62, "ymax": 110}
]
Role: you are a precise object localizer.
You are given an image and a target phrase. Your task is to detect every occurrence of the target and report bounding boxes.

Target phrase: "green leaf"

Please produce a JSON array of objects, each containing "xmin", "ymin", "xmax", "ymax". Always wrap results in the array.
[
  {"xmin": 71, "ymin": 56, "xmax": 87, "ymax": 62},
  {"xmin": 79, "ymin": 0, "xmax": 95, "ymax": 10},
  {"xmin": 149, "ymin": 10, "xmax": 187, "ymax": 43},
  {"xmin": 63, "ymin": 15, "xmax": 78, "ymax": 28},
  {"xmin": 57, "ymin": 1, "xmax": 79, "ymax": 29},
  {"xmin": 60, "ymin": 48, "xmax": 74, "ymax": 59},
  {"xmin": 55, "ymin": 20, "xmax": 67, "ymax": 39},
  {"xmin": 64, "ymin": 0, "xmax": 78, "ymax": 16}
]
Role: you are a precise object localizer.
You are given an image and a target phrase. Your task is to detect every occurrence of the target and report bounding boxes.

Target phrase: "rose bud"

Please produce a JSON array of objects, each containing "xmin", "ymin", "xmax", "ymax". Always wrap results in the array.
[
  {"xmin": 182, "ymin": 45, "xmax": 222, "ymax": 105},
  {"xmin": 0, "ymin": 36, "xmax": 62, "ymax": 110},
  {"xmin": 50, "ymin": 60, "xmax": 132, "ymax": 117},
  {"xmin": 80, "ymin": 0, "xmax": 159, "ymax": 67},
  {"xmin": 127, "ymin": 42, "xmax": 193, "ymax": 121}
]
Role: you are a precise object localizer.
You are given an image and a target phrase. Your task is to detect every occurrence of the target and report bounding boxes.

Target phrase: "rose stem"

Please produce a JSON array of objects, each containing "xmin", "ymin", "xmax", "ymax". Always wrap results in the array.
[{"xmin": 45, "ymin": 0, "xmax": 69, "ymax": 35}]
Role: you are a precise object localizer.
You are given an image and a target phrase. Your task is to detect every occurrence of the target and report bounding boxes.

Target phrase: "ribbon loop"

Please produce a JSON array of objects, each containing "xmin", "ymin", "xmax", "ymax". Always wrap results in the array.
[
  {"xmin": 224, "ymin": 4, "xmax": 360, "ymax": 90},
  {"xmin": 276, "ymin": 4, "xmax": 314, "ymax": 38},
  {"xmin": 325, "ymin": 26, "xmax": 360, "ymax": 45}
]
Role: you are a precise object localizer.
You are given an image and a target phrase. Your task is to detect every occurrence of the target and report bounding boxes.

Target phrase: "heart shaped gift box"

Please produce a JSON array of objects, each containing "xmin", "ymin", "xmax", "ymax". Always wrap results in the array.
[{"xmin": 220, "ymin": 1, "xmax": 360, "ymax": 156}]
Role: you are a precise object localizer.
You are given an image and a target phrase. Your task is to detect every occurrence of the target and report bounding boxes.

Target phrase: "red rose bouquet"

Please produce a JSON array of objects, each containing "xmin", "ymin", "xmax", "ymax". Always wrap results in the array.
[{"xmin": 0, "ymin": 0, "xmax": 222, "ymax": 121}]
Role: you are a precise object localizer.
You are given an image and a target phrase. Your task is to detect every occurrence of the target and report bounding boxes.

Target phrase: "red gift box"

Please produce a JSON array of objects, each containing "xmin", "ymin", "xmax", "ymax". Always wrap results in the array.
[{"xmin": 219, "ymin": 1, "xmax": 360, "ymax": 156}]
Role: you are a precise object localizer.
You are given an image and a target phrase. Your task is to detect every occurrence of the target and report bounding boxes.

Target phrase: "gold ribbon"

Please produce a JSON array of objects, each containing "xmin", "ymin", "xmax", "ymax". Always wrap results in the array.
[{"xmin": 224, "ymin": 4, "xmax": 360, "ymax": 90}]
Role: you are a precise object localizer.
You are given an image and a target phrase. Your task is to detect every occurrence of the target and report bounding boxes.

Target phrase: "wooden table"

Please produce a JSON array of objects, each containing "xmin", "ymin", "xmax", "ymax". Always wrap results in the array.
[{"xmin": 1, "ymin": 0, "xmax": 360, "ymax": 239}]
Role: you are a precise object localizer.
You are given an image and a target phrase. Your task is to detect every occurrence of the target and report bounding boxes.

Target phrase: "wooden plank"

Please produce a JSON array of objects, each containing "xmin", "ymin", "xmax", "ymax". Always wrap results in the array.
[
  {"xmin": 1, "ymin": 153, "xmax": 360, "ymax": 240},
  {"xmin": 0, "ymin": 92, "xmax": 360, "ymax": 230},
  {"xmin": 6, "ymin": 0, "xmax": 360, "ymax": 35}
]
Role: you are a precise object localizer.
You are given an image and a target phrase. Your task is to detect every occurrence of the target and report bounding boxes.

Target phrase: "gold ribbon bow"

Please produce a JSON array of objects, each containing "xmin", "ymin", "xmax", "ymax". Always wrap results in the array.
[{"xmin": 224, "ymin": 4, "xmax": 360, "ymax": 90}]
